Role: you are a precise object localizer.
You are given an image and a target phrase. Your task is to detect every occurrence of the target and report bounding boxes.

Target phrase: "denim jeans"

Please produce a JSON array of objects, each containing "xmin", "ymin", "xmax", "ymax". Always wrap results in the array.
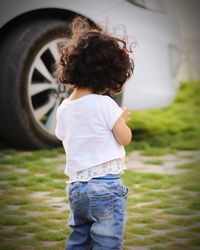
[{"xmin": 66, "ymin": 174, "xmax": 128, "ymax": 250}]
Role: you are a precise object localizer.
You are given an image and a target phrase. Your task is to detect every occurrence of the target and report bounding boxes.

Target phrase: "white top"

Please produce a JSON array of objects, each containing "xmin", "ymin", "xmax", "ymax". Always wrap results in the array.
[
  {"xmin": 55, "ymin": 94, "xmax": 125, "ymax": 178},
  {"xmin": 68, "ymin": 157, "xmax": 127, "ymax": 183}
]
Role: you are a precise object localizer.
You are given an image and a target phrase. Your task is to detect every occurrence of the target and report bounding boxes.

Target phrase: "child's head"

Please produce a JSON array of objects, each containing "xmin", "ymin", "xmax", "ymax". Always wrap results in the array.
[{"xmin": 56, "ymin": 17, "xmax": 134, "ymax": 95}]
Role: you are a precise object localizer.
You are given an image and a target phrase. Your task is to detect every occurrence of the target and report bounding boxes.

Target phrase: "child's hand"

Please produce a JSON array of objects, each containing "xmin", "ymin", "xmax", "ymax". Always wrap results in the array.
[{"xmin": 121, "ymin": 107, "xmax": 131, "ymax": 123}]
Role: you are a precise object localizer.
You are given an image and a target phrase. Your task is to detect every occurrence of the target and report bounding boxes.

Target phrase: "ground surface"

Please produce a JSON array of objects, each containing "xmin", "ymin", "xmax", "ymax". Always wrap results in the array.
[{"xmin": 0, "ymin": 149, "xmax": 199, "ymax": 250}]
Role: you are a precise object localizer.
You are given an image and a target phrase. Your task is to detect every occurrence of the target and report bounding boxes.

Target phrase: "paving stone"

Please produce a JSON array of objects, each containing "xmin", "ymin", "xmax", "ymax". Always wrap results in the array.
[
  {"xmin": 42, "ymin": 241, "xmax": 58, "ymax": 247},
  {"xmin": 129, "ymin": 193, "xmax": 141, "ymax": 198},
  {"xmin": 0, "ymin": 180, "xmax": 9, "ymax": 184},
  {"xmin": 175, "ymin": 238, "xmax": 189, "ymax": 244},
  {"xmin": 133, "ymin": 200, "xmax": 161, "ymax": 208},
  {"xmin": 128, "ymin": 247, "xmax": 149, "ymax": 250},
  {"xmin": 4, "ymin": 155, "xmax": 14, "ymax": 159},
  {"xmin": 15, "ymin": 168, "xmax": 29, "ymax": 173},
  {"xmin": 43, "ymin": 158, "xmax": 55, "ymax": 163},
  {"xmin": 26, "ymin": 211, "xmax": 44, "ymax": 217},
  {"xmin": 15, "ymin": 187, "xmax": 26, "ymax": 191},
  {"xmin": 20, "ymin": 247, "xmax": 34, "ymax": 250},
  {"xmin": 44, "ymin": 196, "xmax": 65, "ymax": 203},
  {"xmin": 0, "ymin": 189, "xmax": 5, "ymax": 195},
  {"xmin": 134, "ymin": 223, "xmax": 147, "ymax": 227},
  {"xmin": 30, "ymin": 191, "xmax": 50, "ymax": 199},
  {"xmin": 0, "ymin": 226, "xmax": 16, "ymax": 232},
  {"xmin": 187, "ymin": 191, "xmax": 199, "ymax": 197},
  {"xmin": 7, "ymin": 205, "xmax": 20, "ymax": 211},
  {"xmin": 168, "ymin": 211, "xmax": 200, "ymax": 218},
  {"xmin": 23, "ymin": 233, "xmax": 35, "ymax": 239},
  {"xmin": 152, "ymin": 224, "xmax": 200, "ymax": 241},
  {"xmin": 34, "ymin": 173, "xmax": 45, "ymax": 177},
  {"xmin": 57, "ymin": 164, "xmax": 65, "ymax": 172},
  {"xmin": 152, "ymin": 188, "xmax": 181, "ymax": 193}
]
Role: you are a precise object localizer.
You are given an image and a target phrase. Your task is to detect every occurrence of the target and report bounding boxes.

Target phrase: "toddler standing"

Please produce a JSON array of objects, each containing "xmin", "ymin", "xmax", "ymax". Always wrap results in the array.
[{"xmin": 55, "ymin": 17, "xmax": 134, "ymax": 250}]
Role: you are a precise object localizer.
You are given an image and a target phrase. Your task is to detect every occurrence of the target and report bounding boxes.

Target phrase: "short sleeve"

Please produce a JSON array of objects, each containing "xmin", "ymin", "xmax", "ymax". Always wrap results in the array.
[
  {"xmin": 55, "ymin": 106, "xmax": 66, "ymax": 141},
  {"xmin": 102, "ymin": 96, "xmax": 123, "ymax": 130}
]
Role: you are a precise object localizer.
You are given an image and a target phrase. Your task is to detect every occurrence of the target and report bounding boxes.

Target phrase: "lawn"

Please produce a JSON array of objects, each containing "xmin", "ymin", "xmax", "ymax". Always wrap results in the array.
[
  {"xmin": 0, "ymin": 80, "xmax": 199, "ymax": 250},
  {"xmin": 127, "ymin": 80, "xmax": 200, "ymax": 154}
]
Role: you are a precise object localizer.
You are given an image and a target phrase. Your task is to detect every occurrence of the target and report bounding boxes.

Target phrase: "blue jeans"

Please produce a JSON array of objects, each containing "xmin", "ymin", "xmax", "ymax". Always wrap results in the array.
[{"xmin": 66, "ymin": 174, "xmax": 128, "ymax": 250}]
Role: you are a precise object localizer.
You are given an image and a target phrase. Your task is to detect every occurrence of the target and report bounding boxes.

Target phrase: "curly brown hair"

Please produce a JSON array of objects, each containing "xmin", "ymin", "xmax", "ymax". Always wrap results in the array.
[{"xmin": 56, "ymin": 17, "xmax": 134, "ymax": 94}]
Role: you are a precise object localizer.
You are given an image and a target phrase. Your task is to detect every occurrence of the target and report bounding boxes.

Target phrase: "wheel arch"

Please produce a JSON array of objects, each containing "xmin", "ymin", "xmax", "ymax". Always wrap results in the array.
[{"xmin": 0, "ymin": 8, "xmax": 96, "ymax": 46}]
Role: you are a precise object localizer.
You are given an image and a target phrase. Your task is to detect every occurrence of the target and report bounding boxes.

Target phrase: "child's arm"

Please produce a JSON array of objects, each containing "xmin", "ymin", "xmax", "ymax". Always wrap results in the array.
[{"xmin": 112, "ymin": 108, "xmax": 132, "ymax": 146}]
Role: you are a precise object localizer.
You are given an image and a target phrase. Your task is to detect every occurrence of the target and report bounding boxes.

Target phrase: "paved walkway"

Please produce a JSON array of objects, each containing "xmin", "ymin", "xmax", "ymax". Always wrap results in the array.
[
  {"xmin": 126, "ymin": 150, "xmax": 200, "ymax": 174},
  {"xmin": 1, "ymin": 150, "xmax": 200, "ymax": 250}
]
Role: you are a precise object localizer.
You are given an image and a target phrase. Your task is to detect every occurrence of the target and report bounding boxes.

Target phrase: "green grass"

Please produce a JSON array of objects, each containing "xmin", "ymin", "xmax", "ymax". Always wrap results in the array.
[
  {"xmin": 127, "ymin": 80, "xmax": 200, "ymax": 154},
  {"xmin": 141, "ymin": 147, "xmax": 172, "ymax": 156}
]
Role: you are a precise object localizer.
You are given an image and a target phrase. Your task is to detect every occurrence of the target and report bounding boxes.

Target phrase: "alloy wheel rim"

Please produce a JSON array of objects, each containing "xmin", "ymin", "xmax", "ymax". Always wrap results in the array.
[{"xmin": 28, "ymin": 38, "xmax": 71, "ymax": 136}]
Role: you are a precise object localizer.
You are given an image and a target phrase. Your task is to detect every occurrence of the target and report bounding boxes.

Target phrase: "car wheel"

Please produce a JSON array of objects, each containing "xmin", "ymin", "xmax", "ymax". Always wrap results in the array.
[{"xmin": 0, "ymin": 18, "xmax": 72, "ymax": 148}]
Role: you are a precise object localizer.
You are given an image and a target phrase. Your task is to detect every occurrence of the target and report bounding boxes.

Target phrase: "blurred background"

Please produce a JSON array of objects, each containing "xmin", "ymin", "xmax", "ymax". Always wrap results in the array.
[
  {"xmin": 0, "ymin": 1, "xmax": 199, "ymax": 249},
  {"xmin": 166, "ymin": 0, "xmax": 200, "ymax": 81}
]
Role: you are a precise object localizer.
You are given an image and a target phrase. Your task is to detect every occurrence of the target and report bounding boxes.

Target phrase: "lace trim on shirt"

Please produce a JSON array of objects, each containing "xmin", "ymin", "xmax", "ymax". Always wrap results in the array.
[{"xmin": 67, "ymin": 158, "xmax": 126, "ymax": 183}]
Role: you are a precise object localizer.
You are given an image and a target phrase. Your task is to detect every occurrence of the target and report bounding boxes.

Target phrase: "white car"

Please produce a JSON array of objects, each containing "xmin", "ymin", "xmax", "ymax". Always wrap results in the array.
[{"xmin": 0, "ymin": 0, "xmax": 180, "ymax": 148}]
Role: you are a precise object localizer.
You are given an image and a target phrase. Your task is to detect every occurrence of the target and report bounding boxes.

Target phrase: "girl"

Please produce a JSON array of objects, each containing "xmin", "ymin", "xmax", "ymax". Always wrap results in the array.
[{"xmin": 55, "ymin": 17, "xmax": 134, "ymax": 250}]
